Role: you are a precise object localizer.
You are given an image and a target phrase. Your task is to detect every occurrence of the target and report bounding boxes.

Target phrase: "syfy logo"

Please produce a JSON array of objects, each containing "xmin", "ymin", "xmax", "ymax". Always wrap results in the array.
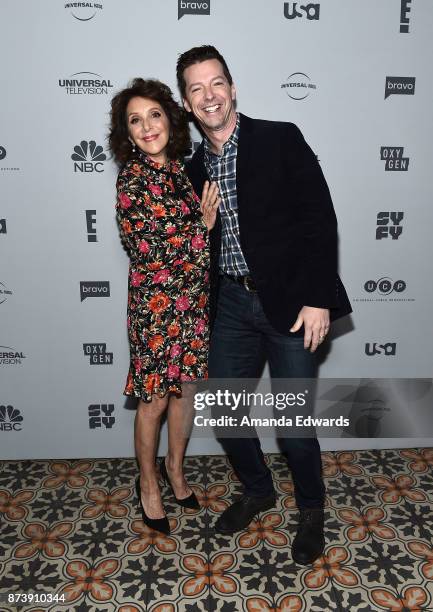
[
  {"xmin": 72, "ymin": 140, "xmax": 106, "ymax": 173},
  {"xmin": 0, "ymin": 405, "xmax": 23, "ymax": 431},
  {"xmin": 83, "ymin": 343, "xmax": 113, "ymax": 365},
  {"xmin": 88, "ymin": 404, "xmax": 115, "ymax": 429},
  {"xmin": 365, "ymin": 343, "xmax": 397, "ymax": 356},
  {"xmin": 85, "ymin": 210, "xmax": 97, "ymax": 242},
  {"xmin": 385, "ymin": 76, "xmax": 415, "ymax": 99},
  {"xmin": 80, "ymin": 281, "xmax": 110, "ymax": 301},
  {"xmin": 400, "ymin": 0, "xmax": 412, "ymax": 33},
  {"xmin": 283, "ymin": 2, "xmax": 320, "ymax": 20},
  {"xmin": 380, "ymin": 147, "xmax": 409, "ymax": 171},
  {"xmin": 178, "ymin": 0, "xmax": 210, "ymax": 19},
  {"xmin": 376, "ymin": 212, "xmax": 404, "ymax": 240}
]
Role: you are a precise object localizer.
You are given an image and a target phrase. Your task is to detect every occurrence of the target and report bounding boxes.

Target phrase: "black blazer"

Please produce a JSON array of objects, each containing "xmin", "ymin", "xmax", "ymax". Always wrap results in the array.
[{"xmin": 186, "ymin": 114, "xmax": 352, "ymax": 335}]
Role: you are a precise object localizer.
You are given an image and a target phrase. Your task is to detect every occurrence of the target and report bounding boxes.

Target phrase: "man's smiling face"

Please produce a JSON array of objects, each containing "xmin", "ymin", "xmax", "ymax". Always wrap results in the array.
[{"xmin": 182, "ymin": 59, "xmax": 236, "ymax": 133}]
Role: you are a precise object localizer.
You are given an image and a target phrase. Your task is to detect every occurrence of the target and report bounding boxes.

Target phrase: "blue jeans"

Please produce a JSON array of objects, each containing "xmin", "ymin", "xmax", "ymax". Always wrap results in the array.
[{"xmin": 209, "ymin": 275, "xmax": 325, "ymax": 508}]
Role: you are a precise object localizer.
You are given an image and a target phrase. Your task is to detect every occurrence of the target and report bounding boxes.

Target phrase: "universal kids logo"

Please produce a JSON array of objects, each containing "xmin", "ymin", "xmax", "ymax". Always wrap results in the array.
[
  {"xmin": 72, "ymin": 141, "xmax": 106, "ymax": 173},
  {"xmin": 65, "ymin": 2, "xmax": 103, "ymax": 21},
  {"xmin": 281, "ymin": 73, "xmax": 317, "ymax": 100}
]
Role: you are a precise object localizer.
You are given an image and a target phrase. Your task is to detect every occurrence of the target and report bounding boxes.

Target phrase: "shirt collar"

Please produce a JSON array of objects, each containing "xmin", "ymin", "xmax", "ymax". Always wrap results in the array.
[{"xmin": 204, "ymin": 113, "xmax": 240, "ymax": 158}]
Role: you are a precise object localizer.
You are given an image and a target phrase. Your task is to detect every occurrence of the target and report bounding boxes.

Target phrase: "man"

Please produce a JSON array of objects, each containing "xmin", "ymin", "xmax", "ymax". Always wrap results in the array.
[{"xmin": 176, "ymin": 45, "xmax": 351, "ymax": 564}]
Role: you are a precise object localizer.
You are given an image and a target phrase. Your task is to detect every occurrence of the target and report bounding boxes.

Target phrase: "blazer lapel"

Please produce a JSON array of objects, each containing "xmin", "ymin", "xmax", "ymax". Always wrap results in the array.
[{"xmin": 236, "ymin": 113, "xmax": 253, "ymax": 213}]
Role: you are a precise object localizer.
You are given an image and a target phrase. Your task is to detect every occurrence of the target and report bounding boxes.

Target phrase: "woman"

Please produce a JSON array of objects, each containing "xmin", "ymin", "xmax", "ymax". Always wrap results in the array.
[{"xmin": 109, "ymin": 78, "xmax": 219, "ymax": 535}]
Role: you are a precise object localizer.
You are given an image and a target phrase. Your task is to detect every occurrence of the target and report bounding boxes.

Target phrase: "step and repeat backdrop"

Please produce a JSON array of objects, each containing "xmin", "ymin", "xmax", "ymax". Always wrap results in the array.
[{"xmin": 1, "ymin": 0, "xmax": 432, "ymax": 459}]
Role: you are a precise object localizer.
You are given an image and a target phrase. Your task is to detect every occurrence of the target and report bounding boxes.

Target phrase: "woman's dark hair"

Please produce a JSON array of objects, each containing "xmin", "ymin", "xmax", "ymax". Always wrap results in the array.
[
  {"xmin": 108, "ymin": 78, "xmax": 190, "ymax": 165},
  {"xmin": 176, "ymin": 45, "xmax": 233, "ymax": 99}
]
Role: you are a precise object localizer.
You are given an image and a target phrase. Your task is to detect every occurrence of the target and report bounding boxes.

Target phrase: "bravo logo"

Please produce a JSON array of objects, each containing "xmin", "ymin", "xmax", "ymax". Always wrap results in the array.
[
  {"xmin": 0, "ymin": 405, "xmax": 23, "ymax": 431},
  {"xmin": 385, "ymin": 76, "xmax": 415, "ymax": 99},
  {"xmin": 178, "ymin": 0, "xmax": 210, "ymax": 19},
  {"xmin": 80, "ymin": 281, "xmax": 110, "ymax": 301},
  {"xmin": 72, "ymin": 140, "xmax": 106, "ymax": 173}
]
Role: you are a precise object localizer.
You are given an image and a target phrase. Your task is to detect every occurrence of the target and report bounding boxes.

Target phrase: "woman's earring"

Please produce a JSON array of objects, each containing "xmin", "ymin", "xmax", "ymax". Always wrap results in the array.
[{"xmin": 129, "ymin": 138, "xmax": 136, "ymax": 153}]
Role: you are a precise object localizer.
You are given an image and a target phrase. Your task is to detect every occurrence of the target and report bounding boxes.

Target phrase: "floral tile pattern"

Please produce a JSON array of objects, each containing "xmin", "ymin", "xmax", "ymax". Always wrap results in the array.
[{"xmin": 0, "ymin": 447, "xmax": 432, "ymax": 611}]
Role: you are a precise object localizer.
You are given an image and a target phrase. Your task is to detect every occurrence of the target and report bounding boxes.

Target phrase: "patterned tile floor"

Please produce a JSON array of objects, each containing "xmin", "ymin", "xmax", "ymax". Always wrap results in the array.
[{"xmin": 0, "ymin": 448, "xmax": 432, "ymax": 611}]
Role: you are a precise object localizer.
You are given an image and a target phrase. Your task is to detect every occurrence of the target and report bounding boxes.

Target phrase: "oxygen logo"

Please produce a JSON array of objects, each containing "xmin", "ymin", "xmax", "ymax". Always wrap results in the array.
[
  {"xmin": 283, "ymin": 3, "xmax": 320, "ymax": 20},
  {"xmin": 83, "ymin": 343, "xmax": 113, "ymax": 365},
  {"xmin": 72, "ymin": 140, "xmax": 107, "ymax": 173},
  {"xmin": 0, "ymin": 405, "xmax": 23, "ymax": 431},
  {"xmin": 281, "ymin": 73, "xmax": 317, "ymax": 100},
  {"xmin": 380, "ymin": 147, "xmax": 409, "ymax": 171}
]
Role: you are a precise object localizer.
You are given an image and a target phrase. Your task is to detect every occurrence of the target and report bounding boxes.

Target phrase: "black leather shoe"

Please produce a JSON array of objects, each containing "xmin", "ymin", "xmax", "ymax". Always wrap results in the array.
[
  {"xmin": 135, "ymin": 477, "xmax": 170, "ymax": 535},
  {"xmin": 292, "ymin": 508, "xmax": 325, "ymax": 565},
  {"xmin": 214, "ymin": 494, "xmax": 277, "ymax": 534},
  {"xmin": 159, "ymin": 458, "xmax": 200, "ymax": 510}
]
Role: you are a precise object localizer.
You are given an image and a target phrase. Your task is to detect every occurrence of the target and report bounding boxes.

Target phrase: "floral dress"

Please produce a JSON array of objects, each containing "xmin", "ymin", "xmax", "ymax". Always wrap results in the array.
[{"xmin": 116, "ymin": 151, "xmax": 209, "ymax": 401}]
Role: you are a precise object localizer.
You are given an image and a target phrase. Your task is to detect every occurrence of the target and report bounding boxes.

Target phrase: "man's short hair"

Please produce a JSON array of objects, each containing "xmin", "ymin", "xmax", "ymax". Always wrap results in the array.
[{"xmin": 176, "ymin": 45, "xmax": 233, "ymax": 98}]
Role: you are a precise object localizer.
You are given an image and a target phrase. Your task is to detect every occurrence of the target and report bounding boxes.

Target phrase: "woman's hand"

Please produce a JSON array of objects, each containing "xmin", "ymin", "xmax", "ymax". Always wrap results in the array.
[{"xmin": 200, "ymin": 181, "xmax": 221, "ymax": 231}]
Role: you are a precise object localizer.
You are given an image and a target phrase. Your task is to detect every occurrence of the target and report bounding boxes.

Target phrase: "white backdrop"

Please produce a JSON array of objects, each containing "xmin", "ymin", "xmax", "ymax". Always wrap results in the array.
[{"xmin": 1, "ymin": 0, "xmax": 432, "ymax": 459}]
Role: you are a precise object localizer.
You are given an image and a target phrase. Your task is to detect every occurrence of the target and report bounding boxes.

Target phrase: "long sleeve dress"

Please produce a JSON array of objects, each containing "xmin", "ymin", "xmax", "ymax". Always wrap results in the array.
[{"xmin": 116, "ymin": 151, "xmax": 209, "ymax": 401}]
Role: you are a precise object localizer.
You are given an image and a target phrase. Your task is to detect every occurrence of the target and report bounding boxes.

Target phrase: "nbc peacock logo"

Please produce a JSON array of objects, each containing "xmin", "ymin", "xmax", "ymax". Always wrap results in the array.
[
  {"xmin": 72, "ymin": 140, "xmax": 107, "ymax": 173},
  {"xmin": 0, "ymin": 405, "xmax": 23, "ymax": 431}
]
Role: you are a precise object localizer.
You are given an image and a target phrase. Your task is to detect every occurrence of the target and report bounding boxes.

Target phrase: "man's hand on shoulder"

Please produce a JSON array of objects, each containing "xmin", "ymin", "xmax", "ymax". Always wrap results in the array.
[{"xmin": 290, "ymin": 306, "xmax": 330, "ymax": 353}]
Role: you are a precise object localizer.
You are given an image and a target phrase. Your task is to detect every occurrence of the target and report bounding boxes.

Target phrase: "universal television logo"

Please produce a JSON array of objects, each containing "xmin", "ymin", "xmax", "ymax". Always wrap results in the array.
[
  {"xmin": 0, "ymin": 405, "xmax": 23, "ymax": 431},
  {"xmin": 59, "ymin": 72, "xmax": 113, "ymax": 95},
  {"xmin": 72, "ymin": 141, "xmax": 106, "ymax": 173},
  {"xmin": 0, "ymin": 346, "xmax": 26, "ymax": 366},
  {"xmin": 65, "ymin": 2, "xmax": 103, "ymax": 21},
  {"xmin": 283, "ymin": 2, "xmax": 320, "ymax": 20}
]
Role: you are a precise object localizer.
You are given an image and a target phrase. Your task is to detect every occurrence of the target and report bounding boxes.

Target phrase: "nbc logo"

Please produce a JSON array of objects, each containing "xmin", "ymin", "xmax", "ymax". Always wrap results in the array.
[
  {"xmin": 0, "ymin": 405, "xmax": 23, "ymax": 431},
  {"xmin": 72, "ymin": 140, "xmax": 107, "ymax": 173}
]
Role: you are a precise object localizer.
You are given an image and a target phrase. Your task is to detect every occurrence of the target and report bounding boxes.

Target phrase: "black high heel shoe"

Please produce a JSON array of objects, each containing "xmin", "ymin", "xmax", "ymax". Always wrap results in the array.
[
  {"xmin": 159, "ymin": 458, "xmax": 200, "ymax": 510},
  {"xmin": 135, "ymin": 477, "xmax": 170, "ymax": 535}
]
